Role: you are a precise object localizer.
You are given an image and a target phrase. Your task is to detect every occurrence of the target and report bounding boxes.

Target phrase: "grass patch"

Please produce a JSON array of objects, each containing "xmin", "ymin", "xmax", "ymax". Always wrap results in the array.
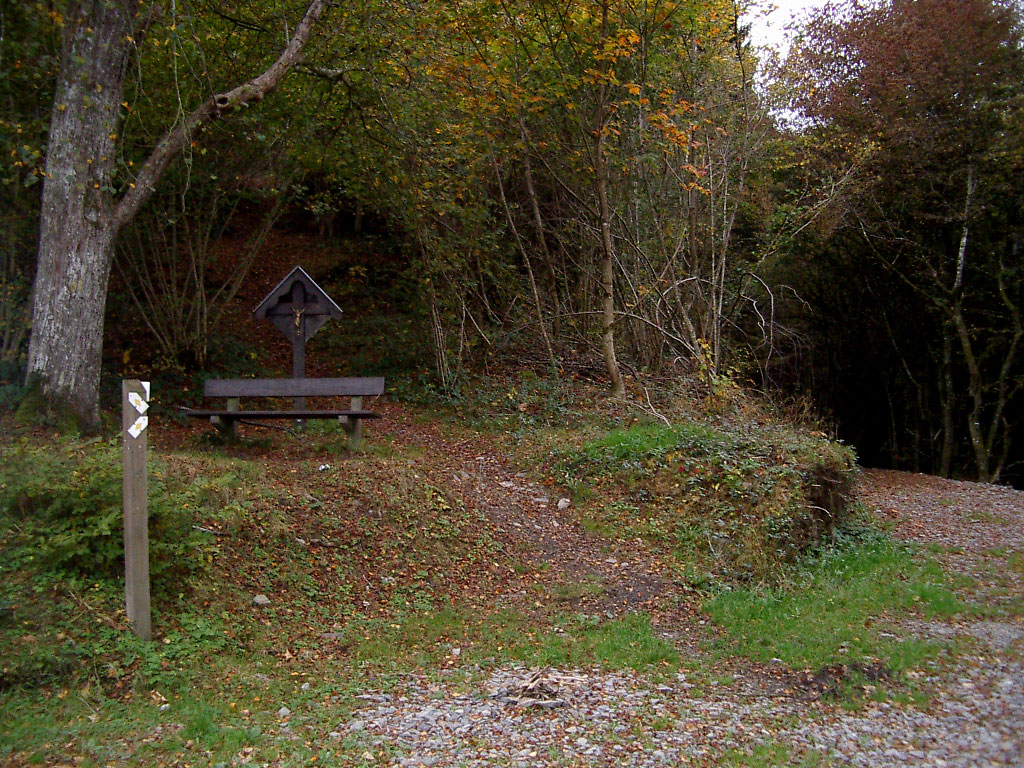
[
  {"xmin": 523, "ymin": 612, "xmax": 678, "ymax": 670},
  {"xmin": 1008, "ymin": 551, "xmax": 1024, "ymax": 577},
  {"xmin": 329, "ymin": 609, "xmax": 677, "ymax": 672},
  {"xmin": 721, "ymin": 741, "xmax": 831, "ymax": 767},
  {"xmin": 705, "ymin": 528, "xmax": 963, "ymax": 674}
]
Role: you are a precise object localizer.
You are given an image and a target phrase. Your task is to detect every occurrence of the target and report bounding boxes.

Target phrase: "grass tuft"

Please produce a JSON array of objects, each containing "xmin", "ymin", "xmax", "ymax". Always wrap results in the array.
[{"xmin": 705, "ymin": 527, "xmax": 963, "ymax": 674}]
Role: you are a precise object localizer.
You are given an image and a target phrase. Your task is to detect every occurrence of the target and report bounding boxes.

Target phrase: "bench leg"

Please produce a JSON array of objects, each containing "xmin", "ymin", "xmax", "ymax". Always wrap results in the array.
[
  {"xmin": 340, "ymin": 396, "xmax": 364, "ymax": 450},
  {"xmin": 211, "ymin": 397, "xmax": 239, "ymax": 438}
]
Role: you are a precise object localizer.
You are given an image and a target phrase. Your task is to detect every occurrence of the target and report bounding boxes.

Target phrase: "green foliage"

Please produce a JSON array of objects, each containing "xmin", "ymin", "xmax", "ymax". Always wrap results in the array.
[
  {"xmin": 120, "ymin": 613, "xmax": 233, "ymax": 692},
  {"xmin": 0, "ymin": 437, "xmax": 211, "ymax": 585},
  {"xmin": 0, "ymin": 4, "xmax": 59, "ymax": 365},
  {"xmin": 0, "ymin": 442, "xmax": 260, "ymax": 694},
  {"xmin": 554, "ymin": 416, "xmax": 857, "ymax": 583},
  {"xmin": 706, "ymin": 527, "xmax": 962, "ymax": 673},
  {"xmin": 0, "ymin": 359, "xmax": 26, "ymax": 411}
]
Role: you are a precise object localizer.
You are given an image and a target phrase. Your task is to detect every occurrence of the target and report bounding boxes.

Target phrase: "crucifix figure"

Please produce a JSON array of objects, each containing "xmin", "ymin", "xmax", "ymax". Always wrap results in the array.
[{"xmin": 253, "ymin": 267, "xmax": 343, "ymax": 416}]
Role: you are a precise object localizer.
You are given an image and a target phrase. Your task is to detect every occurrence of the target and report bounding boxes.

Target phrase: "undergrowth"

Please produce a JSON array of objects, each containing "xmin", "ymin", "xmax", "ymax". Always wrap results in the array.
[
  {"xmin": 0, "ymin": 423, "xmax": 680, "ymax": 765},
  {"xmin": 553, "ymin": 415, "xmax": 856, "ymax": 584},
  {"xmin": 0, "ymin": 437, "xmax": 221, "ymax": 584},
  {"xmin": 0, "ymin": 376, "xmax": 971, "ymax": 766},
  {"xmin": 0, "ymin": 437, "xmax": 253, "ymax": 691}
]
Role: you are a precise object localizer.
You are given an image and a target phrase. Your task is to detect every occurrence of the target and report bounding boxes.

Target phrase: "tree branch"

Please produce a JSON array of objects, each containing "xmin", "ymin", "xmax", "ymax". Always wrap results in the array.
[{"xmin": 112, "ymin": 0, "xmax": 327, "ymax": 230}]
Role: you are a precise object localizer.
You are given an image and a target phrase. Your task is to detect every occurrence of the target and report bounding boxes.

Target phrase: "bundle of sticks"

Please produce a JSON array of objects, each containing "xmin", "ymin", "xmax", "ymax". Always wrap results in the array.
[{"xmin": 491, "ymin": 669, "xmax": 587, "ymax": 709}]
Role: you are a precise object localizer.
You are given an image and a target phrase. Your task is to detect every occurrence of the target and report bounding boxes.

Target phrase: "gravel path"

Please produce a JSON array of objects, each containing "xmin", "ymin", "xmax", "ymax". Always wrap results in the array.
[{"xmin": 333, "ymin": 469, "xmax": 1024, "ymax": 767}]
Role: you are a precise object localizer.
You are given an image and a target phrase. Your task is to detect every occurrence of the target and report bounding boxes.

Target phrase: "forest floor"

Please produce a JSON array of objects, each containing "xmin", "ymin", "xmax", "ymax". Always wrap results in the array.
[{"xmin": 4, "ymin": 394, "xmax": 1022, "ymax": 767}]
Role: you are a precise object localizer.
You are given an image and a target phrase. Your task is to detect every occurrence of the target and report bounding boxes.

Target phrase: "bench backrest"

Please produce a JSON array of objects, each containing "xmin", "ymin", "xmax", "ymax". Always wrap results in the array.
[{"xmin": 205, "ymin": 377, "xmax": 385, "ymax": 399}]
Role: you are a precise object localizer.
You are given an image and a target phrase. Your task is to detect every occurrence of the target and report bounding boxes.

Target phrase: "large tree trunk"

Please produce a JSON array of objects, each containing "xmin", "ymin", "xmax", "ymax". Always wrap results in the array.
[
  {"xmin": 26, "ymin": 0, "xmax": 326, "ymax": 429},
  {"xmin": 26, "ymin": 0, "xmax": 137, "ymax": 429}
]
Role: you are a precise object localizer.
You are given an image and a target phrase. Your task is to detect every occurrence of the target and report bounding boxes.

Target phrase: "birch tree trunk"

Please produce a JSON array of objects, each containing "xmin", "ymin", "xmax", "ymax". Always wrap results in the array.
[
  {"xmin": 594, "ymin": 3, "xmax": 625, "ymax": 398},
  {"xmin": 596, "ymin": 142, "xmax": 625, "ymax": 397}
]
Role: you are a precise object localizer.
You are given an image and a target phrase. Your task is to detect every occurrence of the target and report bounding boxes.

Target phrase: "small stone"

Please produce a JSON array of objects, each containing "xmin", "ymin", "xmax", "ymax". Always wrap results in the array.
[
  {"xmin": 278, "ymin": 706, "xmax": 291, "ymax": 718},
  {"xmin": 301, "ymin": 682, "xmax": 310, "ymax": 691},
  {"xmin": 558, "ymin": 498, "xmax": 571, "ymax": 510},
  {"xmin": 252, "ymin": 594, "xmax": 271, "ymax": 607}
]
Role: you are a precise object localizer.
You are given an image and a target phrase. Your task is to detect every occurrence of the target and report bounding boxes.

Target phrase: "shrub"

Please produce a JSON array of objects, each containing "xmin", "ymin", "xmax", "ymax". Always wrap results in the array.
[
  {"xmin": 0, "ymin": 437, "xmax": 208, "ymax": 587},
  {"xmin": 553, "ymin": 417, "xmax": 857, "ymax": 584}
]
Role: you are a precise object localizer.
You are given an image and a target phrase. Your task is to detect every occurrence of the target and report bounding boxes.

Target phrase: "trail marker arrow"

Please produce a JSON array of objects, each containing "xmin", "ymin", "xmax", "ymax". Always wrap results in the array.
[
  {"xmin": 129, "ymin": 391, "xmax": 149, "ymax": 415},
  {"xmin": 128, "ymin": 415, "xmax": 148, "ymax": 439}
]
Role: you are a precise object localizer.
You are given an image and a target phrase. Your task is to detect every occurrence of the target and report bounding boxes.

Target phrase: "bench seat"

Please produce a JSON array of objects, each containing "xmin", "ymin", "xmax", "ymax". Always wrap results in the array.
[
  {"xmin": 203, "ymin": 377, "xmax": 384, "ymax": 399},
  {"xmin": 183, "ymin": 376, "xmax": 384, "ymax": 448},
  {"xmin": 184, "ymin": 409, "xmax": 381, "ymax": 420}
]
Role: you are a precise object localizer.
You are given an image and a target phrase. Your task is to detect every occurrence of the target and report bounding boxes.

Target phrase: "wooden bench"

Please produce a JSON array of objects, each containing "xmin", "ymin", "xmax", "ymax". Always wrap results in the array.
[{"xmin": 183, "ymin": 377, "xmax": 384, "ymax": 448}]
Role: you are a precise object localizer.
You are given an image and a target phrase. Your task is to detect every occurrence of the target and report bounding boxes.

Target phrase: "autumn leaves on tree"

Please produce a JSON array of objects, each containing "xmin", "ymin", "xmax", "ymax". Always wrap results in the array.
[{"xmin": 779, "ymin": 0, "xmax": 1024, "ymax": 482}]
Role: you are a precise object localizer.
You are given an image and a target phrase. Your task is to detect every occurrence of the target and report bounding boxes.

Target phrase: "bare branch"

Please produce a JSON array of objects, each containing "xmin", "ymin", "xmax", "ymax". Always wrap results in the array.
[{"xmin": 112, "ymin": 0, "xmax": 327, "ymax": 229}]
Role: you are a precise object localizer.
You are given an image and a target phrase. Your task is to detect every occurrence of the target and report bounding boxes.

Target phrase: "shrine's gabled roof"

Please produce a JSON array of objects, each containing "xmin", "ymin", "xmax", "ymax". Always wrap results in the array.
[{"xmin": 252, "ymin": 266, "xmax": 343, "ymax": 320}]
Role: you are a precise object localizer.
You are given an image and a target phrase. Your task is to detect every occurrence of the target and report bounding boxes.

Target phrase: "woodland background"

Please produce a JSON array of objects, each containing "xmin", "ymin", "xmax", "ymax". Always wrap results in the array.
[{"xmin": 1, "ymin": 0, "xmax": 1023, "ymax": 485}]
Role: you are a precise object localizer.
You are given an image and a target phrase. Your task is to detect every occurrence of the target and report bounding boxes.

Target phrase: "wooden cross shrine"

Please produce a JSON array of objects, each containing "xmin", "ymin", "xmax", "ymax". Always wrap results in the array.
[{"xmin": 253, "ymin": 266, "xmax": 343, "ymax": 410}]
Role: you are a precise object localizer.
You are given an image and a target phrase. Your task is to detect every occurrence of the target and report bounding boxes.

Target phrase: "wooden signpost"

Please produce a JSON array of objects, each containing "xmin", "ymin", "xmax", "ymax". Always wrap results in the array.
[{"xmin": 122, "ymin": 379, "xmax": 151, "ymax": 641}]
